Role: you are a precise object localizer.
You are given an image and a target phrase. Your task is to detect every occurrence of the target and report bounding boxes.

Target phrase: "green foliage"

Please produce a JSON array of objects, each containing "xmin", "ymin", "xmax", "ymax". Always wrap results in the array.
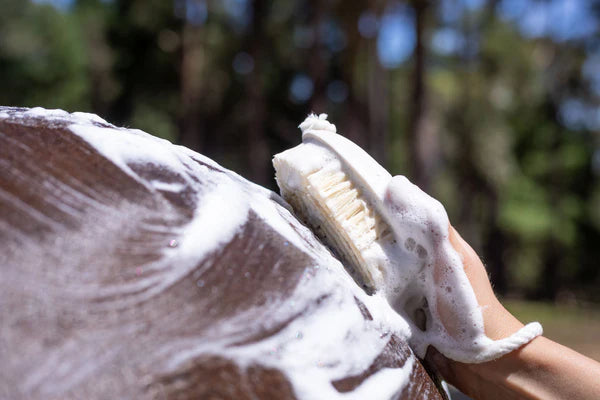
[
  {"xmin": 0, "ymin": 1, "xmax": 90, "ymax": 109},
  {"xmin": 130, "ymin": 102, "xmax": 177, "ymax": 141},
  {"xmin": 499, "ymin": 176, "xmax": 552, "ymax": 239}
]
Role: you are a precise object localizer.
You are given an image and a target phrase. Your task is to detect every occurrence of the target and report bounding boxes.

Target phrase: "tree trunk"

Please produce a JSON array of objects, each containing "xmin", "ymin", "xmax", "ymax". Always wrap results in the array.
[
  {"xmin": 179, "ymin": 21, "xmax": 205, "ymax": 151},
  {"xmin": 308, "ymin": 0, "xmax": 328, "ymax": 112},
  {"xmin": 483, "ymin": 193, "xmax": 508, "ymax": 295},
  {"xmin": 408, "ymin": 0, "xmax": 435, "ymax": 191},
  {"xmin": 367, "ymin": 39, "xmax": 389, "ymax": 167},
  {"xmin": 244, "ymin": 0, "xmax": 270, "ymax": 185}
]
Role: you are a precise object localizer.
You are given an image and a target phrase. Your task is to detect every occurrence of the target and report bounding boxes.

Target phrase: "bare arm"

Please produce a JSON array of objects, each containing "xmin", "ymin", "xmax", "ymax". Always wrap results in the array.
[{"xmin": 426, "ymin": 227, "xmax": 600, "ymax": 400}]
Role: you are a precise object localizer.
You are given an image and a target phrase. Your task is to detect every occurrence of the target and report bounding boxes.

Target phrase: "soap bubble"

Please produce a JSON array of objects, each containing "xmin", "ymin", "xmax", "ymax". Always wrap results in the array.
[{"xmin": 416, "ymin": 245, "xmax": 428, "ymax": 259}]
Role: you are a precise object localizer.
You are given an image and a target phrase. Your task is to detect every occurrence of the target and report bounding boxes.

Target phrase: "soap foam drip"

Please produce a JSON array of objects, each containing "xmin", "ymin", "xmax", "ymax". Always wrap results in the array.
[{"xmin": 286, "ymin": 114, "xmax": 542, "ymax": 363}]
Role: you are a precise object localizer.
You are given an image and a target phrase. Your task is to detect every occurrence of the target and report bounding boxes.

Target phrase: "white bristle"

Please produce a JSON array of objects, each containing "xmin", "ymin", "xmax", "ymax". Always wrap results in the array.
[
  {"xmin": 272, "ymin": 135, "xmax": 393, "ymax": 290},
  {"xmin": 302, "ymin": 164, "xmax": 392, "ymax": 287}
]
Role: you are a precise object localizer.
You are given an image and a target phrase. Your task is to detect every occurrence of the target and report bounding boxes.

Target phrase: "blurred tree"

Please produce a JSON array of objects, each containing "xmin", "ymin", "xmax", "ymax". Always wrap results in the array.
[
  {"xmin": 408, "ymin": 0, "xmax": 435, "ymax": 191},
  {"xmin": 0, "ymin": 0, "xmax": 89, "ymax": 110},
  {"xmin": 2, "ymin": 0, "xmax": 599, "ymax": 303}
]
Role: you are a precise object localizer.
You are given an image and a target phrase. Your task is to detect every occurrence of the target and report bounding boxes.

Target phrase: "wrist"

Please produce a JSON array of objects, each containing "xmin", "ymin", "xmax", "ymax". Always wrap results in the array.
[{"xmin": 481, "ymin": 302, "xmax": 524, "ymax": 341}]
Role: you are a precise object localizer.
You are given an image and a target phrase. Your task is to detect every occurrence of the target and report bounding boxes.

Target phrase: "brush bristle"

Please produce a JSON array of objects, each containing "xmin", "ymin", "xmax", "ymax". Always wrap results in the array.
[
  {"xmin": 308, "ymin": 169, "xmax": 379, "ymax": 248},
  {"xmin": 275, "ymin": 158, "xmax": 392, "ymax": 291}
]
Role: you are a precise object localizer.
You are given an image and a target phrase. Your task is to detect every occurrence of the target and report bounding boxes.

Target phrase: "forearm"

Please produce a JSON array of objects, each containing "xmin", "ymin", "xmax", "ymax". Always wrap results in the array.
[{"xmin": 437, "ymin": 335, "xmax": 600, "ymax": 400}]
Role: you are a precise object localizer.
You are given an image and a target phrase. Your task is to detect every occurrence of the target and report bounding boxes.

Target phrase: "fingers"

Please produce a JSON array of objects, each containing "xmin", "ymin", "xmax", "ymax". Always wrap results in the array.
[
  {"xmin": 449, "ymin": 226, "xmax": 498, "ymax": 306},
  {"xmin": 425, "ymin": 346, "xmax": 485, "ymax": 400},
  {"xmin": 424, "ymin": 346, "xmax": 452, "ymax": 379},
  {"xmin": 448, "ymin": 225, "xmax": 524, "ymax": 340}
]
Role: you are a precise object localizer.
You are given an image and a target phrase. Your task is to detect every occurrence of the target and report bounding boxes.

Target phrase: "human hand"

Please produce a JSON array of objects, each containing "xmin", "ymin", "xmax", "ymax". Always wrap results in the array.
[
  {"xmin": 445, "ymin": 226, "xmax": 524, "ymax": 341},
  {"xmin": 426, "ymin": 225, "xmax": 525, "ymax": 398},
  {"xmin": 426, "ymin": 226, "xmax": 600, "ymax": 400}
]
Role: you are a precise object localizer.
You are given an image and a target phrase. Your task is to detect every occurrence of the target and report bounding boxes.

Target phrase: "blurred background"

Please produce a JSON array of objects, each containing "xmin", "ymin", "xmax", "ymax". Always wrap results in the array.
[{"xmin": 2, "ymin": 0, "xmax": 599, "ymax": 360}]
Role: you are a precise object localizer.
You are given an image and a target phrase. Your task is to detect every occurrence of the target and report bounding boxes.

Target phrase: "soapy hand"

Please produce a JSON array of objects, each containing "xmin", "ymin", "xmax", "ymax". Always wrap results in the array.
[
  {"xmin": 381, "ymin": 176, "xmax": 541, "ymax": 362},
  {"xmin": 426, "ymin": 226, "xmax": 600, "ymax": 400},
  {"xmin": 446, "ymin": 226, "xmax": 525, "ymax": 341}
]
